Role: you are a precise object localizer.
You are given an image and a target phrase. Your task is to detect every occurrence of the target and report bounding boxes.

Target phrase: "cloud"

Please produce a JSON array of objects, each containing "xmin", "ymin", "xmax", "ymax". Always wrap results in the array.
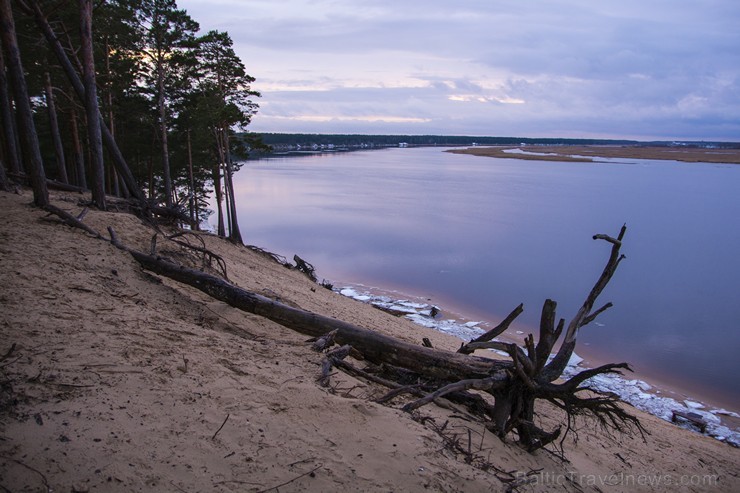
[{"xmin": 178, "ymin": 0, "xmax": 740, "ymax": 140}]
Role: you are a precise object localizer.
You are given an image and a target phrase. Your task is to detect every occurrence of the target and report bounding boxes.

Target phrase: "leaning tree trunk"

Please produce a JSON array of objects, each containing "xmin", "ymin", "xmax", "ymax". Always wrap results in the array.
[
  {"xmin": 0, "ymin": 146, "xmax": 7, "ymax": 190},
  {"xmin": 0, "ymin": 0, "xmax": 48, "ymax": 206},
  {"xmin": 214, "ymin": 126, "xmax": 241, "ymax": 243},
  {"xmin": 79, "ymin": 0, "xmax": 105, "ymax": 209}
]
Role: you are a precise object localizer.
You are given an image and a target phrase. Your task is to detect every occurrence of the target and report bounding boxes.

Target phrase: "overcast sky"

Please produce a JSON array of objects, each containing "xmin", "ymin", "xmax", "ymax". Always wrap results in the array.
[{"xmin": 176, "ymin": 0, "xmax": 739, "ymax": 141}]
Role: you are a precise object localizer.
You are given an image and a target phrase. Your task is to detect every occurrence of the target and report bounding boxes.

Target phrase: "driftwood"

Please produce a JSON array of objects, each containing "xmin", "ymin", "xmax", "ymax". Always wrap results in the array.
[
  {"xmin": 293, "ymin": 254, "xmax": 317, "ymax": 282},
  {"xmin": 42, "ymin": 205, "xmax": 645, "ymax": 453},
  {"xmin": 125, "ymin": 224, "xmax": 645, "ymax": 451}
]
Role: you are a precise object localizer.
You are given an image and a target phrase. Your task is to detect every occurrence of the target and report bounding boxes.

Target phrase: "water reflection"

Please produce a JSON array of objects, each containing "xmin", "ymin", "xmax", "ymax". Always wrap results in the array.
[{"xmin": 222, "ymin": 147, "xmax": 740, "ymax": 407}]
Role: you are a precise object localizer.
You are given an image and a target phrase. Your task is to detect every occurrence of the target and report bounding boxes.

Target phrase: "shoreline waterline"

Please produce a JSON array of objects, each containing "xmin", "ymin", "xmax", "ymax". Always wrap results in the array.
[{"xmin": 333, "ymin": 279, "xmax": 740, "ymax": 447}]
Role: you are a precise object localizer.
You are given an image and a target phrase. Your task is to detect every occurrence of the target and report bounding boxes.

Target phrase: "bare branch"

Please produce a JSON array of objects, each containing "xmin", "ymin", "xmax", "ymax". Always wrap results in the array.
[
  {"xmin": 581, "ymin": 302, "xmax": 613, "ymax": 328},
  {"xmin": 403, "ymin": 376, "xmax": 506, "ymax": 412},
  {"xmin": 458, "ymin": 303, "xmax": 523, "ymax": 354},
  {"xmin": 542, "ymin": 226, "xmax": 627, "ymax": 381},
  {"xmin": 43, "ymin": 205, "xmax": 101, "ymax": 239}
]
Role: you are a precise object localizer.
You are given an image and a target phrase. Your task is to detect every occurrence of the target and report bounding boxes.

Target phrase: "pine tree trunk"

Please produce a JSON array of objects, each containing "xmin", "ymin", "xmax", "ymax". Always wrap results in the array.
[
  {"xmin": 222, "ymin": 128, "xmax": 242, "ymax": 243},
  {"xmin": 215, "ymin": 130, "xmax": 232, "ymax": 237},
  {"xmin": 212, "ymin": 163, "xmax": 225, "ymax": 237},
  {"xmin": 69, "ymin": 108, "xmax": 87, "ymax": 189},
  {"xmin": 0, "ymin": 0, "xmax": 48, "ymax": 206},
  {"xmin": 0, "ymin": 45, "xmax": 21, "ymax": 176},
  {"xmin": 79, "ymin": 0, "xmax": 105, "ymax": 209},
  {"xmin": 0, "ymin": 146, "xmax": 7, "ymax": 190},
  {"xmin": 103, "ymin": 37, "xmax": 120, "ymax": 197},
  {"xmin": 223, "ymin": 163, "xmax": 232, "ymax": 236},
  {"xmin": 157, "ymin": 64, "xmax": 173, "ymax": 208},
  {"xmin": 44, "ymin": 72, "xmax": 68, "ymax": 184},
  {"xmin": 186, "ymin": 129, "xmax": 197, "ymax": 230}
]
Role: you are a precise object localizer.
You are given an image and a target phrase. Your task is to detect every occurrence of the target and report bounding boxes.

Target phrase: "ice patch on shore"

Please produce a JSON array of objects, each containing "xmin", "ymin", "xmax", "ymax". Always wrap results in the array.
[
  {"xmin": 338, "ymin": 287, "xmax": 487, "ymax": 341},
  {"xmin": 337, "ymin": 286, "xmax": 740, "ymax": 448},
  {"xmin": 711, "ymin": 409, "xmax": 740, "ymax": 419},
  {"xmin": 570, "ymin": 368, "xmax": 740, "ymax": 447}
]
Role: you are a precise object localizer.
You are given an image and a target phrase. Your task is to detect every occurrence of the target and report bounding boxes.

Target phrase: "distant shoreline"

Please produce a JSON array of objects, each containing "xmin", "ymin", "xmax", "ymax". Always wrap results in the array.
[{"xmin": 448, "ymin": 145, "xmax": 740, "ymax": 164}]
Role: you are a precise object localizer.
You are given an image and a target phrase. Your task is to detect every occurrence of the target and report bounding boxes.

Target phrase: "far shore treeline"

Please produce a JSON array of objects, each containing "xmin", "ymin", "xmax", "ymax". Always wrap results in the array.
[
  {"xmin": 251, "ymin": 133, "xmax": 740, "ymax": 156},
  {"xmin": 0, "ymin": 0, "xmax": 262, "ymax": 243}
]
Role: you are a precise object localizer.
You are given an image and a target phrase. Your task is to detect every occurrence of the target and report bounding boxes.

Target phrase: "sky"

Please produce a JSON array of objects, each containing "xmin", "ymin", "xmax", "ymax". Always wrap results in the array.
[{"xmin": 176, "ymin": 0, "xmax": 740, "ymax": 141}]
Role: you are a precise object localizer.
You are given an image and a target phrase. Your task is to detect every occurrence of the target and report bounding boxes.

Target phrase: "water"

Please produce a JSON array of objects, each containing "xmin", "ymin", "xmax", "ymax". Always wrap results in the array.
[{"xmin": 224, "ymin": 147, "xmax": 740, "ymax": 410}]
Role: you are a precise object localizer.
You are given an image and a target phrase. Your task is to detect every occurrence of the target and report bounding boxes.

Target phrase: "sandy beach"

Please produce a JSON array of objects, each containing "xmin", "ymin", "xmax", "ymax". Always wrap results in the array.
[
  {"xmin": 448, "ymin": 145, "xmax": 740, "ymax": 164},
  {"xmin": 1, "ymin": 188, "xmax": 739, "ymax": 492}
]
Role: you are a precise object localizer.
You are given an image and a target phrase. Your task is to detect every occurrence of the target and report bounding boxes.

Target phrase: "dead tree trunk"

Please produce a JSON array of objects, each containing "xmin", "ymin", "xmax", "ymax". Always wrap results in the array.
[
  {"xmin": 113, "ymin": 221, "xmax": 645, "ymax": 452},
  {"xmin": 450, "ymin": 225, "xmax": 643, "ymax": 451},
  {"xmin": 119, "ymin": 241, "xmax": 506, "ymax": 383}
]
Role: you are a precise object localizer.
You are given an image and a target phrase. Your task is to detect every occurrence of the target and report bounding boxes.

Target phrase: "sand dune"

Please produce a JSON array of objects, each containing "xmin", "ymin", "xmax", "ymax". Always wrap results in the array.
[{"xmin": 1, "ymin": 189, "xmax": 738, "ymax": 492}]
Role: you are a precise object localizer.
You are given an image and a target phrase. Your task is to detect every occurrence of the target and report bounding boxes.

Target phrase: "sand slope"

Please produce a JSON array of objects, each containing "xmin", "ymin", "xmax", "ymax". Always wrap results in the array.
[{"xmin": 1, "ymin": 189, "xmax": 738, "ymax": 492}]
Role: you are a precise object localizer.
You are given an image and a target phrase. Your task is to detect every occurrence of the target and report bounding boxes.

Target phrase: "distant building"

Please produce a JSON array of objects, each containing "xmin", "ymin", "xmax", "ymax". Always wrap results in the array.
[{"xmin": 398, "ymin": 142, "xmax": 408, "ymax": 147}]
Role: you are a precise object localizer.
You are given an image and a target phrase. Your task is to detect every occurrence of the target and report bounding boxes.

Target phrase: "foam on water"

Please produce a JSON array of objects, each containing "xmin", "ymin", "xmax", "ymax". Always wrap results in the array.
[{"xmin": 337, "ymin": 286, "xmax": 740, "ymax": 448}]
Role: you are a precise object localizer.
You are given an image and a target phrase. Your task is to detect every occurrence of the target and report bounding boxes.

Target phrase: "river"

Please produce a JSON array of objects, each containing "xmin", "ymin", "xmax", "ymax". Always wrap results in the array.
[{"xmin": 223, "ymin": 146, "xmax": 740, "ymax": 412}]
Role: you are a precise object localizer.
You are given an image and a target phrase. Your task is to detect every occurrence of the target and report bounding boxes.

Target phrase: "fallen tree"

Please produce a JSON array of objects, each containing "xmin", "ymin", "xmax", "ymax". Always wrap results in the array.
[
  {"xmin": 44, "ymin": 205, "xmax": 646, "ymax": 453},
  {"xmin": 121, "ymin": 224, "xmax": 647, "ymax": 451}
]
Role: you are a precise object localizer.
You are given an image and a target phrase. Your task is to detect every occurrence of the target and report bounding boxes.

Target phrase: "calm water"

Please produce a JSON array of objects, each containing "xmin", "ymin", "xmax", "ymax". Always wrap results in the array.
[{"xmin": 225, "ymin": 147, "xmax": 740, "ymax": 408}]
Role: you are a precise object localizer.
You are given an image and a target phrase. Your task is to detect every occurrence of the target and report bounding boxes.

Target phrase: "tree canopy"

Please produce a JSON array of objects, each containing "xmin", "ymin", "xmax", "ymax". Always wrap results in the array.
[{"xmin": 0, "ymin": 0, "xmax": 261, "ymax": 239}]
